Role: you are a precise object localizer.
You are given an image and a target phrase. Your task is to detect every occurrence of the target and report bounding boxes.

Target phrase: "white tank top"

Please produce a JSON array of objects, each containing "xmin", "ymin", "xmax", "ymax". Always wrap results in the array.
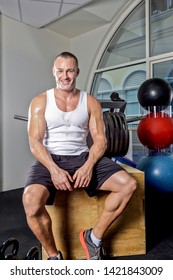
[{"xmin": 43, "ymin": 89, "xmax": 89, "ymax": 155}]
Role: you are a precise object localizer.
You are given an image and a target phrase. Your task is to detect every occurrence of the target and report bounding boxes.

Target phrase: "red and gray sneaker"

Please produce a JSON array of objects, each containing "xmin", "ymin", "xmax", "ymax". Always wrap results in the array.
[{"xmin": 79, "ymin": 229, "xmax": 103, "ymax": 260}]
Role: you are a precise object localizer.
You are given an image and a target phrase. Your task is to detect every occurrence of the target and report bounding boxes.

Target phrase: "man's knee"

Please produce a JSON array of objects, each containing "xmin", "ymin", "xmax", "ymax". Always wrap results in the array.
[
  {"xmin": 22, "ymin": 185, "xmax": 49, "ymax": 217},
  {"xmin": 125, "ymin": 176, "xmax": 137, "ymax": 197},
  {"xmin": 23, "ymin": 191, "xmax": 38, "ymax": 217}
]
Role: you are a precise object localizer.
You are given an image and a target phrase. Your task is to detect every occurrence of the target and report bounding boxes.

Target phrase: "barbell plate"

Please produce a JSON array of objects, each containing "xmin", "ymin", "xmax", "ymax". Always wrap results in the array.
[
  {"xmin": 119, "ymin": 113, "xmax": 129, "ymax": 156},
  {"xmin": 103, "ymin": 112, "xmax": 115, "ymax": 155},
  {"xmin": 103, "ymin": 112, "xmax": 112, "ymax": 155},
  {"xmin": 111, "ymin": 113, "xmax": 120, "ymax": 155}
]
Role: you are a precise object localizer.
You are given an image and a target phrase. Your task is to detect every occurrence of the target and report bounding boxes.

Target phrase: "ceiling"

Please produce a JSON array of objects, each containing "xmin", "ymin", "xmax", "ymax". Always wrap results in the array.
[{"xmin": 0, "ymin": 0, "xmax": 131, "ymax": 38}]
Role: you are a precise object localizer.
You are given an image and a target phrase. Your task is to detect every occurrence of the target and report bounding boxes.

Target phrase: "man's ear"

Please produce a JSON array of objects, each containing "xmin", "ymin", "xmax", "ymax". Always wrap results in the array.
[
  {"xmin": 77, "ymin": 68, "xmax": 80, "ymax": 76},
  {"xmin": 52, "ymin": 66, "xmax": 56, "ymax": 77}
]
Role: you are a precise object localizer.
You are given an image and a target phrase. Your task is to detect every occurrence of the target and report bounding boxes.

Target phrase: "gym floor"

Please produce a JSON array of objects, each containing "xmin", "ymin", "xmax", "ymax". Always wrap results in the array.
[{"xmin": 0, "ymin": 187, "xmax": 173, "ymax": 260}]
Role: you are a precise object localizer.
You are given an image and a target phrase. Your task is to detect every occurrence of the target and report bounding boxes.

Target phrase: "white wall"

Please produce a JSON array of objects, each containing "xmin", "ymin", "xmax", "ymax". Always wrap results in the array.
[
  {"xmin": 1, "ymin": 15, "xmax": 70, "ymax": 191},
  {"xmin": 0, "ymin": 15, "xmax": 2, "ymax": 191}
]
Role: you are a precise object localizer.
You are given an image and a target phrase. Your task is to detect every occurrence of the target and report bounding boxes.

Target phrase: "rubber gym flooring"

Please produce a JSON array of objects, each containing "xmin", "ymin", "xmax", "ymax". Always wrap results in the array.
[{"xmin": 0, "ymin": 187, "xmax": 173, "ymax": 260}]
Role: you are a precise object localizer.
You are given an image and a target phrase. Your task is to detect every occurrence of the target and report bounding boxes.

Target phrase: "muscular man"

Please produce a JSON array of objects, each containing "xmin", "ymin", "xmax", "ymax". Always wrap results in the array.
[{"xmin": 23, "ymin": 52, "xmax": 137, "ymax": 260}]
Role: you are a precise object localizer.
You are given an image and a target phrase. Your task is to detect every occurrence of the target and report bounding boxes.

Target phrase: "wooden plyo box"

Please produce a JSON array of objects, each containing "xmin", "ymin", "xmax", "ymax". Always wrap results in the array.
[{"xmin": 42, "ymin": 164, "xmax": 145, "ymax": 259}]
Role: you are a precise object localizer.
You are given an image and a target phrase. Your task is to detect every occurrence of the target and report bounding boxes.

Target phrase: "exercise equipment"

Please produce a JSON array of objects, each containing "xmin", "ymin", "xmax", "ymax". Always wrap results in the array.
[
  {"xmin": 137, "ymin": 112, "xmax": 173, "ymax": 150},
  {"xmin": 0, "ymin": 237, "xmax": 39, "ymax": 260},
  {"xmin": 116, "ymin": 156, "xmax": 137, "ymax": 168},
  {"xmin": 14, "ymin": 115, "xmax": 28, "ymax": 122},
  {"xmin": 100, "ymin": 93, "xmax": 127, "ymax": 113},
  {"xmin": 136, "ymin": 151, "xmax": 173, "ymax": 193},
  {"xmin": 0, "ymin": 237, "xmax": 19, "ymax": 260},
  {"xmin": 26, "ymin": 246, "xmax": 39, "ymax": 260},
  {"xmin": 87, "ymin": 111, "xmax": 129, "ymax": 157},
  {"xmin": 137, "ymin": 78, "xmax": 172, "ymax": 111}
]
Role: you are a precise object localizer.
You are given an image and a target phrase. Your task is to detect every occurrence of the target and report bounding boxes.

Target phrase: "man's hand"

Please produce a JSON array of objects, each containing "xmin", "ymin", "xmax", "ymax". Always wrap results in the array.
[
  {"xmin": 72, "ymin": 164, "xmax": 93, "ymax": 189},
  {"xmin": 50, "ymin": 165, "xmax": 74, "ymax": 191}
]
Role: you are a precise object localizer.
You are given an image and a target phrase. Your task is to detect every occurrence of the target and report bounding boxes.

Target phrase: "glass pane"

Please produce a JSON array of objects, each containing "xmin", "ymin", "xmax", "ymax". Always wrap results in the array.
[
  {"xmin": 92, "ymin": 63, "xmax": 146, "ymax": 119},
  {"xmin": 153, "ymin": 59, "xmax": 173, "ymax": 89},
  {"xmin": 126, "ymin": 91, "xmax": 138, "ymax": 102},
  {"xmin": 150, "ymin": 0, "xmax": 173, "ymax": 56},
  {"xmin": 98, "ymin": 2, "xmax": 145, "ymax": 69},
  {"xmin": 126, "ymin": 103, "xmax": 139, "ymax": 115}
]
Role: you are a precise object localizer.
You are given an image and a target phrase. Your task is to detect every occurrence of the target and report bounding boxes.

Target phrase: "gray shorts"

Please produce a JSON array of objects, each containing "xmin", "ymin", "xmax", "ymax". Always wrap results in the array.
[{"xmin": 24, "ymin": 152, "xmax": 125, "ymax": 204}]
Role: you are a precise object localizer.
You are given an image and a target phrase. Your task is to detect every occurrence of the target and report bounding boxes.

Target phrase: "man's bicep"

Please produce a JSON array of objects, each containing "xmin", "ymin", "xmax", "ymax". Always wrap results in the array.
[
  {"xmin": 28, "ymin": 99, "xmax": 46, "ymax": 142},
  {"xmin": 89, "ymin": 109, "xmax": 105, "ymax": 142}
]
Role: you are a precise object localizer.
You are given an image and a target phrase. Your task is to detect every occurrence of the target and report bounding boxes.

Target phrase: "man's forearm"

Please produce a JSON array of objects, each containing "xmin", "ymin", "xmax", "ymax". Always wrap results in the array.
[
  {"xmin": 29, "ymin": 140, "xmax": 57, "ymax": 171},
  {"xmin": 87, "ymin": 139, "xmax": 107, "ymax": 167}
]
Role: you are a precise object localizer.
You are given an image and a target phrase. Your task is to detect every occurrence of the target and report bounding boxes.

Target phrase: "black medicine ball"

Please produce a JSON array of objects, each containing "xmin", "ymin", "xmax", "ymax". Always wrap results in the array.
[{"xmin": 137, "ymin": 78, "xmax": 172, "ymax": 110}]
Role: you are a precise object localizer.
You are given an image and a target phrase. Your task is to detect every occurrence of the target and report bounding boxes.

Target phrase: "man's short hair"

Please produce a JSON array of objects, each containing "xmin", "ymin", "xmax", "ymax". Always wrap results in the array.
[{"xmin": 54, "ymin": 52, "xmax": 78, "ymax": 67}]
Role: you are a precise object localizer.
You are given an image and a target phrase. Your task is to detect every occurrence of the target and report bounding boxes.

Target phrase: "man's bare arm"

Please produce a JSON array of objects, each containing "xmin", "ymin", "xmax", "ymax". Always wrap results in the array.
[
  {"xmin": 86, "ymin": 95, "xmax": 107, "ymax": 167},
  {"xmin": 73, "ymin": 95, "xmax": 107, "ymax": 188},
  {"xmin": 28, "ymin": 93, "xmax": 73, "ymax": 190},
  {"xmin": 28, "ymin": 93, "xmax": 54, "ymax": 169}
]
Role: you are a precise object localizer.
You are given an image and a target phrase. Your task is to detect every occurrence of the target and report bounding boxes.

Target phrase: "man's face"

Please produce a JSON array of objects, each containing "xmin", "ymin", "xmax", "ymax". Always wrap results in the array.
[{"xmin": 53, "ymin": 56, "xmax": 79, "ymax": 92}]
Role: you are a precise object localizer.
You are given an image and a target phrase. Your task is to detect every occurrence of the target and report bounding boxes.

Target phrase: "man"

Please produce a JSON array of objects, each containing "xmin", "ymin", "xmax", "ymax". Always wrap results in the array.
[{"xmin": 23, "ymin": 52, "xmax": 137, "ymax": 260}]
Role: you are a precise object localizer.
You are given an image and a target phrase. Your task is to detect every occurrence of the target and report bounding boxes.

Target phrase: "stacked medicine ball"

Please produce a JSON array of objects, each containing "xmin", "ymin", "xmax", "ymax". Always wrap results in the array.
[
  {"xmin": 137, "ymin": 78, "xmax": 173, "ymax": 150},
  {"xmin": 136, "ymin": 78, "xmax": 173, "ymax": 193}
]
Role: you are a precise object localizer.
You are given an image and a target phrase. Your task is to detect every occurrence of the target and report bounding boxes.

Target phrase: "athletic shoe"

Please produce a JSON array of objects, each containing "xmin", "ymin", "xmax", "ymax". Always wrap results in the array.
[
  {"xmin": 47, "ymin": 251, "xmax": 63, "ymax": 260},
  {"xmin": 79, "ymin": 229, "xmax": 103, "ymax": 260}
]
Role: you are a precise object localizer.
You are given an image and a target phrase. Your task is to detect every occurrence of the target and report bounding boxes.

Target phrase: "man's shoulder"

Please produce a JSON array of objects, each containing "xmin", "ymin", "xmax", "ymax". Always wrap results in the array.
[
  {"xmin": 87, "ymin": 94, "xmax": 101, "ymax": 115},
  {"xmin": 87, "ymin": 94, "xmax": 100, "ymax": 105},
  {"xmin": 34, "ymin": 88, "xmax": 54, "ymax": 99},
  {"xmin": 30, "ymin": 91, "xmax": 47, "ymax": 107}
]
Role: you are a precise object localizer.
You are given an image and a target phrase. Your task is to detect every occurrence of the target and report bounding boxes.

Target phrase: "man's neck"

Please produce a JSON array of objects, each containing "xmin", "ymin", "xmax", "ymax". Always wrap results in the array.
[{"xmin": 55, "ymin": 87, "xmax": 79, "ymax": 98}]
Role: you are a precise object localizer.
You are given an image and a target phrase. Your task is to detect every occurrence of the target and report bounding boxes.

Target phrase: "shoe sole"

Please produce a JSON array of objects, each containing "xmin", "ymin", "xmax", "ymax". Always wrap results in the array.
[{"xmin": 79, "ymin": 230, "xmax": 90, "ymax": 260}]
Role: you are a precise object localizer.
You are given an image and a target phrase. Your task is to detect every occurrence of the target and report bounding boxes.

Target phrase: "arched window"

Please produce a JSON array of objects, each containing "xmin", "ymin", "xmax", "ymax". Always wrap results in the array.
[{"xmin": 91, "ymin": 0, "xmax": 173, "ymax": 163}]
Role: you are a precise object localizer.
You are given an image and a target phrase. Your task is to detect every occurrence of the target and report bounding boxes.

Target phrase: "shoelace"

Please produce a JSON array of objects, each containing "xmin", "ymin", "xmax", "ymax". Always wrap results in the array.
[{"xmin": 91, "ymin": 245, "xmax": 103, "ymax": 260}]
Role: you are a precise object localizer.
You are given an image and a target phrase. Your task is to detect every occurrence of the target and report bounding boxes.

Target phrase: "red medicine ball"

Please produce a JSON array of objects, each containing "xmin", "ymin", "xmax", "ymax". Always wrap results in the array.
[{"xmin": 137, "ymin": 112, "xmax": 173, "ymax": 150}]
